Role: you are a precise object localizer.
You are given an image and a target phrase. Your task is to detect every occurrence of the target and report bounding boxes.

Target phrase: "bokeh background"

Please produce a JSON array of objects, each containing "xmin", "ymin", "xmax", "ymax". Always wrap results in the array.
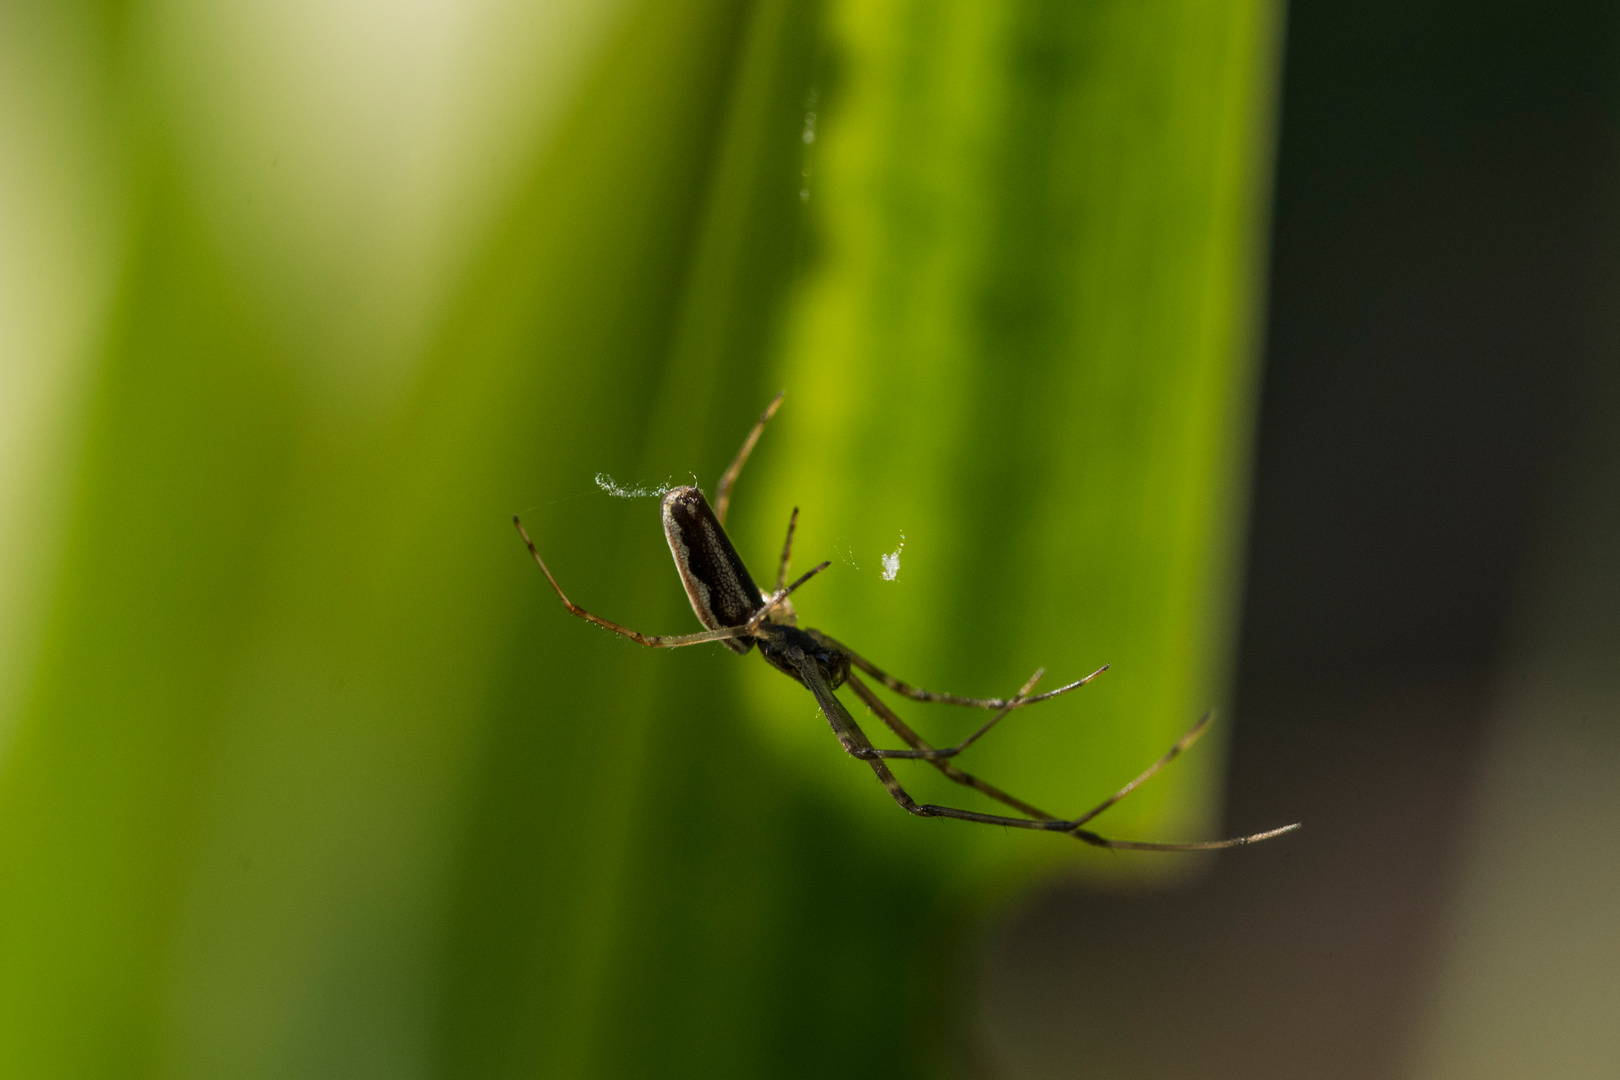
[{"xmin": 0, "ymin": 1, "xmax": 1615, "ymax": 1078}]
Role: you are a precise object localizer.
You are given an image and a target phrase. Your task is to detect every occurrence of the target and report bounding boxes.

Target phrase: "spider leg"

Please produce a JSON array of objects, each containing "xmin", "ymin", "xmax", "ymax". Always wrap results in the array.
[
  {"xmin": 848, "ymin": 668, "xmax": 1047, "ymax": 761},
  {"xmin": 1065, "ymin": 710, "xmax": 1220, "ymax": 830},
  {"xmin": 514, "ymin": 516, "xmax": 749, "ymax": 648},
  {"xmin": 803, "ymin": 659, "xmax": 1300, "ymax": 851},
  {"xmin": 809, "ymin": 630, "xmax": 1106, "ymax": 710},
  {"xmin": 714, "ymin": 389, "xmax": 784, "ymax": 526},
  {"xmin": 775, "ymin": 506, "xmax": 798, "ymax": 591},
  {"xmin": 789, "ymin": 646, "xmax": 945, "ymax": 816},
  {"xmin": 845, "ymin": 671, "xmax": 1057, "ymax": 820}
]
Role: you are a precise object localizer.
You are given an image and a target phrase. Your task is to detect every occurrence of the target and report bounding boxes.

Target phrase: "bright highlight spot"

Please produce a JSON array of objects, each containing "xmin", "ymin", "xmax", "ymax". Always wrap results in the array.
[{"xmin": 881, "ymin": 533, "xmax": 905, "ymax": 581}]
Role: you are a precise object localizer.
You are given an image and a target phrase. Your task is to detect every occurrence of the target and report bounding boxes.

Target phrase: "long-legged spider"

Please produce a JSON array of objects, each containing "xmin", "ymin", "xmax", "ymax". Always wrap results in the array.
[{"xmin": 514, "ymin": 393, "xmax": 1298, "ymax": 851}]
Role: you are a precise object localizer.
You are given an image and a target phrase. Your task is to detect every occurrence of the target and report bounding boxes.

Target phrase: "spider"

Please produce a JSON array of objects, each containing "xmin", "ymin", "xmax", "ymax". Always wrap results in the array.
[{"xmin": 514, "ymin": 393, "xmax": 1299, "ymax": 851}]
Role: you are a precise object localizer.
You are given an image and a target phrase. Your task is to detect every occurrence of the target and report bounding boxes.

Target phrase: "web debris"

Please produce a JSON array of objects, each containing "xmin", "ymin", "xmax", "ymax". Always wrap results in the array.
[
  {"xmin": 594, "ymin": 473, "xmax": 675, "ymax": 498},
  {"xmin": 881, "ymin": 533, "xmax": 905, "ymax": 581}
]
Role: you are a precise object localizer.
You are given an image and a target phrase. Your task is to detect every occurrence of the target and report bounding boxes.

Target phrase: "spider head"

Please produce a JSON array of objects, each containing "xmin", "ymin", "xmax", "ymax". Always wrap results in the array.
[{"xmin": 757, "ymin": 625, "xmax": 850, "ymax": 690}]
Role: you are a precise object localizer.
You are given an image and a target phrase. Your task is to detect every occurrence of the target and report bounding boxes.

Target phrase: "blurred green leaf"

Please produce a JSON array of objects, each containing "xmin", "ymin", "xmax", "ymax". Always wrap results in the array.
[{"xmin": 0, "ymin": 0, "xmax": 1282, "ymax": 1077}]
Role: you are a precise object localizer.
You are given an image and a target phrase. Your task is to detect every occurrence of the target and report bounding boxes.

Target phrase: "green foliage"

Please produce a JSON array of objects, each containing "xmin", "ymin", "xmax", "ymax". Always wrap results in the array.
[{"xmin": 0, "ymin": 0, "xmax": 1281, "ymax": 1076}]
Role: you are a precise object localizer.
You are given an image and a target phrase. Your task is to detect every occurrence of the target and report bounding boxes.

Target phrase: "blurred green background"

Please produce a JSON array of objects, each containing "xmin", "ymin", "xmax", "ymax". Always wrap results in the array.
[
  {"xmin": 7, "ymin": 0, "xmax": 1616, "ymax": 1078},
  {"xmin": 0, "ymin": 1, "xmax": 1281, "ymax": 1076}
]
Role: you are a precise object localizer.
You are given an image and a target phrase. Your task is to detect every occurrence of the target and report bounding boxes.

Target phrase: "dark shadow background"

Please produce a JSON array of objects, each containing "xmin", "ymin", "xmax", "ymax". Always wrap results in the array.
[{"xmin": 978, "ymin": 3, "xmax": 1620, "ymax": 1077}]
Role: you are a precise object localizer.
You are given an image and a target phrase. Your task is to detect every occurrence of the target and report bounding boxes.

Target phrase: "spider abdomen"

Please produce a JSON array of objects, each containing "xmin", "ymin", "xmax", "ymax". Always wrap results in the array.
[{"xmin": 660, "ymin": 486, "xmax": 764, "ymax": 653}]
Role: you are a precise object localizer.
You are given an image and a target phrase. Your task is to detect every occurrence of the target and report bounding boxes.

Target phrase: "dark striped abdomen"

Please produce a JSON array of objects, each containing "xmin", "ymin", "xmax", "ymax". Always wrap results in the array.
[{"xmin": 660, "ymin": 486, "xmax": 764, "ymax": 653}]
